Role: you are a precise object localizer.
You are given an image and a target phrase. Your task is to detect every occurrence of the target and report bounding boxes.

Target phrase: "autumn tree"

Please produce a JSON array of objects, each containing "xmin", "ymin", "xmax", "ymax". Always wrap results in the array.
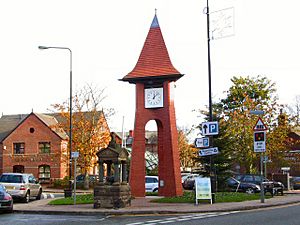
[
  {"xmin": 178, "ymin": 128, "xmax": 198, "ymax": 171},
  {"xmin": 218, "ymin": 75, "xmax": 292, "ymax": 174},
  {"xmin": 50, "ymin": 84, "xmax": 113, "ymax": 185}
]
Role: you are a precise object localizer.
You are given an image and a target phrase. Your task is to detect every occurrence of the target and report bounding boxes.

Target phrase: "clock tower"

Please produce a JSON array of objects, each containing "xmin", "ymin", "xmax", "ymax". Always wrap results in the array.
[{"xmin": 121, "ymin": 14, "xmax": 183, "ymax": 197}]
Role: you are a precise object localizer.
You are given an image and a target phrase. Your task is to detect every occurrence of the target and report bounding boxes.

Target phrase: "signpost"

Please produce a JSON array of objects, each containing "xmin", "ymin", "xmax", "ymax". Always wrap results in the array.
[
  {"xmin": 198, "ymin": 147, "xmax": 219, "ymax": 157},
  {"xmin": 195, "ymin": 137, "xmax": 210, "ymax": 148},
  {"xmin": 71, "ymin": 151, "xmax": 79, "ymax": 205},
  {"xmin": 253, "ymin": 117, "xmax": 267, "ymax": 203},
  {"xmin": 194, "ymin": 121, "xmax": 219, "ymax": 204},
  {"xmin": 253, "ymin": 131, "xmax": 266, "ymax": 152},
  {"xmin": 201, "ymin": 121, "xmax": 219, "ymax": 136}
]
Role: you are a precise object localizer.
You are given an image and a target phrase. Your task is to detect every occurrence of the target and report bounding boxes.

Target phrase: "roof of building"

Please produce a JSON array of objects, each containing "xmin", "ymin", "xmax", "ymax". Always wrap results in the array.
[
  {"xmin": 35, "ymin": 113, "xmax": 68, "ymax": 140},
  {"xmin": 121, "ymin": 14, "xmax": 183, "ymax": 83},
  {"xmin": 0, "ymin": 114, "xmax": 27, "ymax": 142},
  {"xmin": 0, "ymin": 113, "xmax": 68, "ymax": 142},
  {"xmin": 0, "ymin": 111, "xmax": 110, "ymax": 143}
]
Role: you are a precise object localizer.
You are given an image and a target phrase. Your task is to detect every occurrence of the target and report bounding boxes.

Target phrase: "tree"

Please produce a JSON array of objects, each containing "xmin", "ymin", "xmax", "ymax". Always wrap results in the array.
[
  {"xmin": 287, "ymin": 95, "xmax": 300, "ymax": 126},
  {"xmin": 178, "ymin": 128, "xmax": 198, "ymax": 171},
  {"xmin": 218, "ymin": 75, "xmax": 292, "ymax": 174},
  {"xmin": 196, "ymin": 103, "xmax": 234, "ymax": 190},
  {"xmin": 50, "ymin": 84, "xmax": 113, "ymax": 188}
]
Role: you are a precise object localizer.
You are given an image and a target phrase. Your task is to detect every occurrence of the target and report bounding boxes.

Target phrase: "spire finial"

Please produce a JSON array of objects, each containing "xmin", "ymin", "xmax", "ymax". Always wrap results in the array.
[
  {"xmin": 151, "ymin": 10, "xmax": 159, "ymax": 28},
  {"xmin": 155, "ymin": 8, "xmax": 157, "ymax": 15}
]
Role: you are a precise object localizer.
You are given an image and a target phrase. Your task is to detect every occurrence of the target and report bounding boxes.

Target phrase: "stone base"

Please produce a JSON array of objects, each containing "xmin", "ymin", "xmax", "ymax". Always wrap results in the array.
[{"xmin": 94, "ymin": 184, "xmax": 131, "ymax": 209}]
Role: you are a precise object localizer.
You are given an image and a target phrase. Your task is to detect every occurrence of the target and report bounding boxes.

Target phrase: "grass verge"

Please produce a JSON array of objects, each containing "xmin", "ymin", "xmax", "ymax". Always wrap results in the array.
[
  {"xmin": 48, "ymin": 194, "xmax": 93, "ymax": 205},
  {"xmin": 151, "ymin": 191, "xmax": 273, "ymax": 203},
  {"xmin": 48, "ymin": 191, "xmax": 273, "ymax": 205}
]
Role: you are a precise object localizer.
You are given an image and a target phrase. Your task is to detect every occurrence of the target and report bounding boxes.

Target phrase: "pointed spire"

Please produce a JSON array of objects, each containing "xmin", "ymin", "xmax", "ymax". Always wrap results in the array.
[
  {"xmin": 122, "ymin": 13, "xmax": 183, "ymax": 83},
  {"xmin": 151, "ymin": 9, "xmax": 159, "ymax": 28}
]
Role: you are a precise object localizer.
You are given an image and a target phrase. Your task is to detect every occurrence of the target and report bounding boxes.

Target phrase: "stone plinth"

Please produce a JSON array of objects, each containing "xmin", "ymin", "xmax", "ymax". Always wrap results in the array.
[{"xmin": 94, "ymin": 184, "xmax": 131, "ymax": 209}]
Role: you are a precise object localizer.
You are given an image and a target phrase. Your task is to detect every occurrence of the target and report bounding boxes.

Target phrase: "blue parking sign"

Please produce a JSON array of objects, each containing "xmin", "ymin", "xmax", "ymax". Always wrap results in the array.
[{"xmin": 201, "ymin": 121, "xmax": 219, "ymax": 136}]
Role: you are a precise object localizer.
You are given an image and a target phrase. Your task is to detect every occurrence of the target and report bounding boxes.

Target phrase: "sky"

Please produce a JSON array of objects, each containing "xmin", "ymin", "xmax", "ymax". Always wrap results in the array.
[{"xmin": 1, "ymin": 0, "xmax": 300, "ymax": 137}]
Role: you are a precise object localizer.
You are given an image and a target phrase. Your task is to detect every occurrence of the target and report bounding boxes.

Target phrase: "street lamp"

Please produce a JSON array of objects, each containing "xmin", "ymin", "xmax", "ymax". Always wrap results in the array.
[{"xmin": 38, "ymin": 46, "xmax": 73, "ymax": 183}]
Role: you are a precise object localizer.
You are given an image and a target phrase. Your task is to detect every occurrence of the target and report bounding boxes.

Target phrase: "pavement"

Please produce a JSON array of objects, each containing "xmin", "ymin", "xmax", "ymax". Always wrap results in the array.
[{"xmin": 13, "ymin": 189, "xmax": 300, "ymax": 216}]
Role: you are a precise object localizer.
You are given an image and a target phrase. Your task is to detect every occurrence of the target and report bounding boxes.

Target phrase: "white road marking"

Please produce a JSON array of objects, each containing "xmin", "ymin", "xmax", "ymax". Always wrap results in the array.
[{"xmin": 126, "ymin": 211, "xmax": 241, "ymax": 225}]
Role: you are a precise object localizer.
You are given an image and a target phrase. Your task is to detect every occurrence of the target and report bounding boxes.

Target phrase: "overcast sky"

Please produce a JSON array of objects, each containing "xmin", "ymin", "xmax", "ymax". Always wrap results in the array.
[{"xmin": 1, "ymin": 0, "xmax": 300, "ymax": 135}]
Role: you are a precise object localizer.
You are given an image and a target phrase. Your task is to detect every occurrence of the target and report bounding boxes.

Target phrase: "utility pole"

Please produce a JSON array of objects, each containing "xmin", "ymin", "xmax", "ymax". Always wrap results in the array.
[{"xmin": 205, "ymin": 0, "xmax": 216, "ymax": 203}]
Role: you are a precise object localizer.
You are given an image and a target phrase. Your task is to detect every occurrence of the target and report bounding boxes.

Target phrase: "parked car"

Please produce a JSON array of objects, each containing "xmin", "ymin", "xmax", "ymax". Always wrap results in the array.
[
  {"xmin": 0, "ymin": 173, "xmax": 42, "ymax": 203},
  {"xmin": 182, "ymin": 174, "xmax": 201, "ymax": 190},
  {"xmin": 145, "ymin": 176, "xmax": 159, "ymax": 192},
  {"xmin": 76, "ymin": 174, "xmax": 99, "ymax": 184},
  {"xmin": 0, "ymin": 184, "xmax": 13, "ymax": 213},
  {"xmin": 181, "ymin": 173, "xmax": 190, "ymax": 184},
  {"xmin": 233, "ymin": 174, "xmax": 284, "ymax": 195},
  {"xmin": 291, "ymin": 176, "xmax": 300, "ymax": 190},
  {"xmin": 227, "ymin": 177, "xmax": 261, "ymax": 194}
]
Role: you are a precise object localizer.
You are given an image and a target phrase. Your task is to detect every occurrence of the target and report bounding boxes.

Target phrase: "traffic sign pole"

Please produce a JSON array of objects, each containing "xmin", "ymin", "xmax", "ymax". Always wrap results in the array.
[{"xmin": 253, "ymin": 117, "xmax": 267, "ymax": 203}]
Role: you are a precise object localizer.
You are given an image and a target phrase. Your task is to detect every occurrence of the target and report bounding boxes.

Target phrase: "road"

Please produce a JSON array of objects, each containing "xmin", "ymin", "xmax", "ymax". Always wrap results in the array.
[{"xmin": 2, "ymin": 203, "xmax": 300, "ymax": 225}]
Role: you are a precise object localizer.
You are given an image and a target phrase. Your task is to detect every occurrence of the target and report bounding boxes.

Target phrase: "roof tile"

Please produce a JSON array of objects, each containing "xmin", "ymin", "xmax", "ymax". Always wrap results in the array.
[{"xmin": 122, "ymin": 14, "xmax": 182, "ymax": 81}]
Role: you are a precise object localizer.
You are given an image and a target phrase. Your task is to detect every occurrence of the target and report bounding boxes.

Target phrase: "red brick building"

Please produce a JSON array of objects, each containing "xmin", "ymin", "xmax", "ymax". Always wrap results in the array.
[{"xmin": 0, "ymin": 112, "xmax": 69, "ymax": 183}]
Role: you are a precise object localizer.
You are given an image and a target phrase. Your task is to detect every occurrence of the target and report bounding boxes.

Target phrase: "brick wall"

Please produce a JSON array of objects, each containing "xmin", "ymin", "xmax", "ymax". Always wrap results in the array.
[{"xmin": 1, "ymin": 114, "xmax": 68, "ymax": 180}]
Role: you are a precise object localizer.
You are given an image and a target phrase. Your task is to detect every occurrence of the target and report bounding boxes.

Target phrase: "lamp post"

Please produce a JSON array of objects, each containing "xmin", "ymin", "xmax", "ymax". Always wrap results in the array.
[
  {"xmin": 38, "ymin": 46, "xmax": 73, "ymax": 184},
  {"xmin": 205, "ymin": 0, "xmax": 216, "ymax": 204}
]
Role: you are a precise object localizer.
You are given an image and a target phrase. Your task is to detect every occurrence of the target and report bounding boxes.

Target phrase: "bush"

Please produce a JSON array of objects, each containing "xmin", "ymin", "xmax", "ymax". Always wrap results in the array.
[{"xmin": 52, "ymin": 176, "xmax": 70, "ymax": 188}]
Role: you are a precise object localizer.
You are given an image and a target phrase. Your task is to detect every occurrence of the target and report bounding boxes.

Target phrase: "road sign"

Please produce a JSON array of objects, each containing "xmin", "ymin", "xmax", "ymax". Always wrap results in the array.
[
  {"xmin": 253, "ymin": 117, "xmax": 267, "ymax": 131},
  {"xmin": 71, "ymin": 151, "xmax": 79, "ymax": 158},
  {"xmin": 254, "ymin": 131, "xmax": 266, "ymax": 152},
  {"xmin": 250, "ymin": 110, "xmax": 265, "ymax": 115},
  {"xmin": 201, "ymin": 121, "xmax": 219, "ymax": 136},
  {"xmin": 199, "ymin": 147, "xmax": 219, "ymax": 156},
  {"xmin": 194, "ymin": 137, "xmax": 210, "ymax": 148}
]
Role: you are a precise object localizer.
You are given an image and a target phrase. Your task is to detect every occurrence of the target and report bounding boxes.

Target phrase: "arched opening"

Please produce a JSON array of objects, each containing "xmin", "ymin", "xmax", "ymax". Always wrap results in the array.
[
  {"xmin": 145, "ymin": 120, "xmax": 158, "ymax": 175},
  {"xmin": 145, "ymin": 120, "xmax": 158, "ymax": 193}
]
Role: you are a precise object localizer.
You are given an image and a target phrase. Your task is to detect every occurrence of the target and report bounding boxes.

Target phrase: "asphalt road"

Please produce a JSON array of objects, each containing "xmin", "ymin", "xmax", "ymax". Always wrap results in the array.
[{"xmin": 2, "ymin": 203, "xmax": 300, "ymax": 225}]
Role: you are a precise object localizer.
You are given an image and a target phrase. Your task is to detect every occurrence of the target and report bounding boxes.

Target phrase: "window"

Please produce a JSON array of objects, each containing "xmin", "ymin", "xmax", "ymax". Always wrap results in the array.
[
  {"xmin": 13, "ymin": 143, "xmax": 25, "ymax": 154},
  {"xmin": 28, "ymin": 175, "xmax": 37, "ymax": 184},
  {"xmin": 243, "ymin": 175, "xmax": 253, "ymax": 182},
  {"xmin": 39, "ymin": 165, "xmax": 51, "ymax": 182},
  {"xmin": 13, "ymin": 165, "xmax": 24, "ymax": 173},
  {"xmin": 0, "ymin": 174, "xmax": 23, "ymax": 183},
  {"xmin": 39, "ymin": 142, "xmax": 51, "ymax": 154}
]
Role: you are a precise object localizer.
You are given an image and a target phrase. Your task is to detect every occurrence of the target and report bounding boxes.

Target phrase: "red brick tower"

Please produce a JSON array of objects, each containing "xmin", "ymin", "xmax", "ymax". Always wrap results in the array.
[{"xmin": 121, "ymin": 14, "xmax": 183, "ymax": 197}]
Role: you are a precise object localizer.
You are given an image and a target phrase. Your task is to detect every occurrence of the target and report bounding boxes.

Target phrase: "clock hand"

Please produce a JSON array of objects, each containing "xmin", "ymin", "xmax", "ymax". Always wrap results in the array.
[{"xmin": 152, "ymin": 93, "xmax": 157, "ymax": 99}]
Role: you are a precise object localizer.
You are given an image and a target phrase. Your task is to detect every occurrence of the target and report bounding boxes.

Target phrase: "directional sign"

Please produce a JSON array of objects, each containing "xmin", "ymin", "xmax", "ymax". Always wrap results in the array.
[
  {"xmin": 254, "ymin": 131, "xmax": 266, "ymax": 152},
  {"xmin": 201, "ymin": 121, "xmax": 219, "ymax": 136},
  {"xmin": 194, "ymin": 137, "xmax": 209, "ymax": 148},
  {"xmin": 71, "ymin": 151, "xmax": 79, "ymax": 158},
  {"xmin": 253, "ymin": 117, "xmax": 267, "ymax": 131},
  {"xmin": 198, "ymin": 147, "xmax": 219, "ymax": 157}
]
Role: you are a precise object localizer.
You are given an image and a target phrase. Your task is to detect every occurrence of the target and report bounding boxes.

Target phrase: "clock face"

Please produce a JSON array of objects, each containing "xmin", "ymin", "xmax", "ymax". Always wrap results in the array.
[{"xmin": 145, "ymin": 88, "xmax": 164, "ymax": 108}]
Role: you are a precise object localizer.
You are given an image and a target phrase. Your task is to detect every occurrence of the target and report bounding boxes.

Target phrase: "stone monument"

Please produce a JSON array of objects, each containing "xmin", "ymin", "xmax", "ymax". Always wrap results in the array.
[{"xmin": 94, "ymin": 136, "xmax": 131, "ymax": 209}]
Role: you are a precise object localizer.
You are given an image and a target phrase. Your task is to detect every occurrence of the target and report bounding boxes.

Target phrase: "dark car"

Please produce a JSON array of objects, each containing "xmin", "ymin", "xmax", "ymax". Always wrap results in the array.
[
  {"xmin": 291, "ymin": 177, "xmax": 300, "ymax": 190},
  {"xmin": 0, "ymin": 184, "xmax": 13, "ymax": 213},
  {"xmin": 234, "ymin": 174, "xmax": 284, "ymax": 195},
  {"xmin": 76, "ymin": 174, "xmax": 99, "ymax": 184},
  {"xmin": 182, "ymin": 174, "xmax": 200, "ymax": 190},
  {"xmin": 227, "ymin": 177, "xmax": 261, "ymax": 194}
]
